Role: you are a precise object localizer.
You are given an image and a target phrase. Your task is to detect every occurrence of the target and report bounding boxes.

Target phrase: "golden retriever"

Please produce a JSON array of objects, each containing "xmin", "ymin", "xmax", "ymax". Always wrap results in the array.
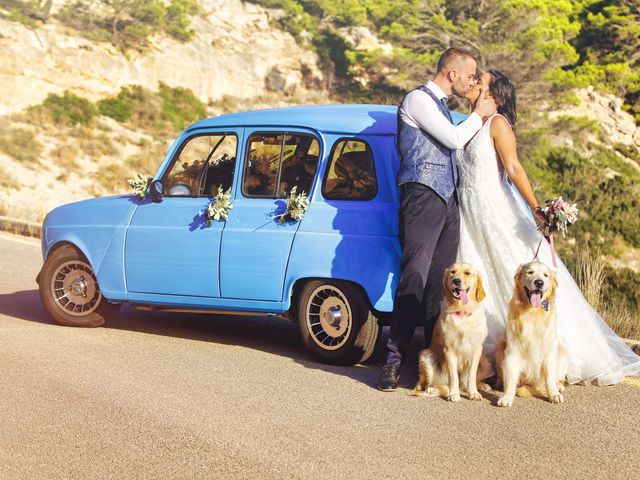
[
  {"xmin": 413, "ymin": 262, "xmax": 492, "ymax": 402},
  {"xmin": 496, "ymin": 261, "xmax": 568, "ymax": 407}
]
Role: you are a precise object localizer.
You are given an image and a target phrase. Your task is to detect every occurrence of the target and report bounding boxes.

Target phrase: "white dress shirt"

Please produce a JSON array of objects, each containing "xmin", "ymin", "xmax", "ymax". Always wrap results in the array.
[{"xmin": 399, "ymin": 80, "xmax": 482, "ymax": 150}]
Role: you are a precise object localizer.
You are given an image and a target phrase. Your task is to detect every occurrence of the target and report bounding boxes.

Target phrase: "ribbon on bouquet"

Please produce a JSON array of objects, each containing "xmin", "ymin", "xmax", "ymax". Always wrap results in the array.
[{"xmin": 533, "ymin": 234, "xmax": 558, "ymax": 267}]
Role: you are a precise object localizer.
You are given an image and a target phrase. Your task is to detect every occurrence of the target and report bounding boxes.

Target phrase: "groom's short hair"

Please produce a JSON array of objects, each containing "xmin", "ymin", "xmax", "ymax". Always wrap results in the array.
[{"xmin": 437, "ymin": 47, "xmax": 477, "ymax": 73}]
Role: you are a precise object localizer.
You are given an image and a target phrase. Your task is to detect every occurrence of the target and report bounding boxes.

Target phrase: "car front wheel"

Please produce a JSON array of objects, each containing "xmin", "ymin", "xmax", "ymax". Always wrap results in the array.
[
  {"xmin": 297, "ymin": 280, "xmax": 379, "ymax": 365},
  {"xmin": 39, "ymin": 245, "xmax": 118, "ymax": 327}
]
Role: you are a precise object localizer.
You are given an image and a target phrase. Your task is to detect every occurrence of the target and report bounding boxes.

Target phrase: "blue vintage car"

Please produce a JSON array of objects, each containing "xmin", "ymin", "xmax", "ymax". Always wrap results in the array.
[{"xmin": 37, "ymin": 104, "xmax": 466, "ymax": 365}]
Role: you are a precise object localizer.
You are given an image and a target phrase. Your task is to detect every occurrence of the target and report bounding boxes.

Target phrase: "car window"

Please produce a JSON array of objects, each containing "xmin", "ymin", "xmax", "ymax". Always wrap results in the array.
[
  {"xmin": 322, "ymin": 139, "xmax": 377, "ymax": 200},
  {"xmin": 164, "ymin": 133, "xmax": 237, "ymax": 197},
  {"xmin": 243, "ymin": 133, "xmax": 320, "ymax": 198},
  {"xmin": 277, "ymin": 135, "xmax": 320, "ymax": 197}
]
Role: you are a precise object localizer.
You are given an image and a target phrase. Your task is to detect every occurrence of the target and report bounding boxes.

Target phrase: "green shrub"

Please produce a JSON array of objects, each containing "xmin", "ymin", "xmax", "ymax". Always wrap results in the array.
[
  {"xmin": 158, "ymin": 81, "xmax": 207, "ymax": 130},
  {"xmin": 56, "ymin": 0, "xmax": 199, "ymax": 52},
  {"xmin": 97, "ymin": 98, "xmax": 131, "ymax": 123},
  {"xmin": 522, "ymin": 143, "xmax": 640, "ymax": 253},
  {"xmin": 42, "ymin": 91, "xmax": 96, "ymax": 126},
  {"xmin": 602, "ymin": 266, "xmax": 640, "ymax": 312},
  {"xmin": 98, "ymin": 83, "xmax": 206, "ymax": 134}
]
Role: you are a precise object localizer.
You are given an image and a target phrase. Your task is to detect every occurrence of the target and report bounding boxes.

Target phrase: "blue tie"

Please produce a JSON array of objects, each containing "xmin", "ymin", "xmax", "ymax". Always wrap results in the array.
[{"xmin": 440, "ymin": 97, "xmax": 452, "ymax": 123}]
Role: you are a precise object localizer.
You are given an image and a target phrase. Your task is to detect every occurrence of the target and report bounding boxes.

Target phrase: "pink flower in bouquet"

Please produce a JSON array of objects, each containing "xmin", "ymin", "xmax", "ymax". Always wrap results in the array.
[{"xmin": 537, "ymin": 196, "xmax": 578, "ymax": 237}]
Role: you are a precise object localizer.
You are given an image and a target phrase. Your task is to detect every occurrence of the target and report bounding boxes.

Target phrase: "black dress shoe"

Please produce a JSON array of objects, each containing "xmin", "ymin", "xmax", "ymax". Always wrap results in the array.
[{"xmin": 377, "ymin": 364, "xmax": 400, "ymax": 391}]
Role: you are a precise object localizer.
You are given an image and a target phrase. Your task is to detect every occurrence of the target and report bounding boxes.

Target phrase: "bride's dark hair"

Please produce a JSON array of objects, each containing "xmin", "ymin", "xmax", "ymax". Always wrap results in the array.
[{"xmin": 487, "ymin": 69, "xmax": 516, "ymax": 129}]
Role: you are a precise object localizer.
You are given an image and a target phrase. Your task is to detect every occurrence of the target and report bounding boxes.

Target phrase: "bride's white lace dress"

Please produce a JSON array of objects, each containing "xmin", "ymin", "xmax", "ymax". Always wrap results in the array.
[{"xmin": 457, "ymin": 114, "xmax": 640, "ymax": 385}]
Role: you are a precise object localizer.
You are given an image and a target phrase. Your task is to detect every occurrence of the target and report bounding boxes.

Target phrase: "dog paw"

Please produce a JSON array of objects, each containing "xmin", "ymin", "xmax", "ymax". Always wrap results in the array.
[
  {"xmin": 411, "ymin": 389, "xmax": 423, "ymax": 397},
  {"xmin": 478, "ymin": 382, "xmax": 492, "ymax": 392},
  {"xmin": 497, "ymin": 396, "xmax": 514, "ymax": 407},
  {"xmin": 447, "ymin": 393, "xmax": 461, "ymax": 402},
  {"xmin": 549, "ymin": 393, "xmax": 565, "ymax": 404},
  {"xmin": 468, "ymin": 391, "xmax": 482, "ymax": 401},
  {"xmin": 425, "ymin": 387, "xmax": 440, "ymax": 397},
  {"xmin": 558, "ymin": 383, "xmax": 566, "ymax": 393}
]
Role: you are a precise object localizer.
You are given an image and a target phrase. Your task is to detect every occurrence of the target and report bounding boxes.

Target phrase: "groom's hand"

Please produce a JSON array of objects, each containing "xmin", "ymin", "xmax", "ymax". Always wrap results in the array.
[{"xmin": 474, "ymin": 94, "xmax": 497, "ymax": 119}]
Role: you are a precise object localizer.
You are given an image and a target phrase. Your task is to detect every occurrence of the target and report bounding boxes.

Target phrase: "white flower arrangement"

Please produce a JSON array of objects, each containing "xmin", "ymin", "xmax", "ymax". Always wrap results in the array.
[
  {"xmin": 127, "ymin": 174, "xmax": 153, "ymax": 199},
  {"xmin": 276, "ymin": 186, "xmax": 310, "ymax": 224},
  {"xmin": 204, "ymin": 186, "xmax": 233, "ymax": 225}
]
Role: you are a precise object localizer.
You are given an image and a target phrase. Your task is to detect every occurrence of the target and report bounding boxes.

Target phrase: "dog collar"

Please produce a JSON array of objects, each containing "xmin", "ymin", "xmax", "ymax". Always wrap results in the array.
[
  {"xmin": 542, "ymin": 300, "xmax": 550, "ymax": 312},
  {"xmin": 451, "ymin": 310, "xmax": 472, "ymax": 317}
]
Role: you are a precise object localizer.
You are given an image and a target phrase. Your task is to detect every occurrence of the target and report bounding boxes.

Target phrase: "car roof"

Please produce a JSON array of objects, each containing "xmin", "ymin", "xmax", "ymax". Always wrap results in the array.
[
  {"xmin": 189, "ymin": 104, "xmax": 398, "ymax": 135},
  {"xmin": 188, "ymin": 104, "xmax": 468, "ymax": 135}
]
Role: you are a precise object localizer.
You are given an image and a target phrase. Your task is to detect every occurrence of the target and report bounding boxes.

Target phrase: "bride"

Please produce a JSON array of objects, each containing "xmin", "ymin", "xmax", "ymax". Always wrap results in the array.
[{"xmin": 456, "ymin": 69, "xmax": 640, "ymax": 385}]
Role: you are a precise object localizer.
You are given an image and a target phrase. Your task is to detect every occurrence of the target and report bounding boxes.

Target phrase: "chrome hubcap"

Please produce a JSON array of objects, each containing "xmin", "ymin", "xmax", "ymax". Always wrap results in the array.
[
  {"xmin": 50, "ymin": 261, "xmax": 102, "ymax": 316},
  {"xmin": 306, "ymin": 285, "xmax": 352, "ymax": 350}
]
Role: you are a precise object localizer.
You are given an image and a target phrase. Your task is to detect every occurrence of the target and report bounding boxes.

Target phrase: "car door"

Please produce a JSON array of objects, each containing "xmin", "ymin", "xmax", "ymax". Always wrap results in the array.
[
  {"xmin": 124, "ymin": 128, "xmax": 242, "ymax": 297},
  {"xmin": 219, "ymin": 129, "xmax": 321, "ymax": 301}
]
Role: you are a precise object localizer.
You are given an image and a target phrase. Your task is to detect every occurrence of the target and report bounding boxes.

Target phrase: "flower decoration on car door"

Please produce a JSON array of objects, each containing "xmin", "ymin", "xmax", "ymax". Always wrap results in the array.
[
  {"xmin": 203, "ymin": 186, "xmax": 233, "ymax": 225},
  {"xmin": 275, "ymin": 186, "xmax": 310, "ymax": 224},
  {"xmin": 127, "ymin": 174, "xmax": 153, "ymax": 199}
]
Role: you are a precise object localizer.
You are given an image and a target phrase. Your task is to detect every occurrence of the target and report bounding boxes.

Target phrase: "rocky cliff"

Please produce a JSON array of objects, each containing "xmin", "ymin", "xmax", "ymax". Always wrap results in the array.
[{"xmin": 0, "ymin": 0, "xmax": 324, "ymax": 115}]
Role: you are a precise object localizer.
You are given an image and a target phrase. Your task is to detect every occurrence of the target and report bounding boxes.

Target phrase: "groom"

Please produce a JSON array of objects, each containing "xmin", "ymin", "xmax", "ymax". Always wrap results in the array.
[{"xmin": 378, "ymin": 47, "xmax": 497, "ymax": 391}]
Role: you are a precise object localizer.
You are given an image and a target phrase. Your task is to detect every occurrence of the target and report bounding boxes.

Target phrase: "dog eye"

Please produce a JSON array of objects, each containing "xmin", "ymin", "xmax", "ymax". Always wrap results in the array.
[
  {"xmin": 527, "ymin": 270, "xmax": 534, "ymax": 275},
  {"xmin": 464, "ymin": 271, "xmax": 471, "ymax": 275},
  {"xmin": 450, "ymin": 270, "xmax": 457, "ymax": 275},
  {"xmin": 543, "ymin": 273, "xmax": 549, "ymax": 278}
]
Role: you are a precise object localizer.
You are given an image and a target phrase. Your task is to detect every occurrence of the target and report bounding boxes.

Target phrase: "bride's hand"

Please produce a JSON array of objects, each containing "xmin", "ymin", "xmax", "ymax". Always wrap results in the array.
[{"xmin": 533, "ymin": 207, "xmax": 546, "ymax": 224}]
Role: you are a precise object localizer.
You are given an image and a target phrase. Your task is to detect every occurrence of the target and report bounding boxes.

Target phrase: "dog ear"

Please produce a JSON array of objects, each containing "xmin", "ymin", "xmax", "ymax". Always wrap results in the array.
[
  {"xmin": 514, "ymin": 263, "xmax": 525, "ymax": 284},
  {"xmin": 475, "ymin": 273, "xmax": 486, "ymax": 302},
  {"xmin": 442, "ymin": 265, "xmax": 454, "ymax": 303},
  {"xmin": 514, "ymin": 264, "xmax": 527, "ymax": 305}
]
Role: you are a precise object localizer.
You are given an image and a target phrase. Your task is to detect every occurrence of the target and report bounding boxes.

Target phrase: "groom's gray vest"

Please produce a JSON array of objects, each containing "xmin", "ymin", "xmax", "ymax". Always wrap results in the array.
[{"xmin": 396, "ymin": 85, "xmax": 458, "ymax": 201}]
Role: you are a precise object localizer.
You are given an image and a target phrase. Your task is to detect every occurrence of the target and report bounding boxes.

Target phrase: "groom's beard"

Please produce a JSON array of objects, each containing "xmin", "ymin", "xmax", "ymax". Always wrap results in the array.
[{"xmin": 452, "ymin": 79, "xmax": 476, "ymax": 99}]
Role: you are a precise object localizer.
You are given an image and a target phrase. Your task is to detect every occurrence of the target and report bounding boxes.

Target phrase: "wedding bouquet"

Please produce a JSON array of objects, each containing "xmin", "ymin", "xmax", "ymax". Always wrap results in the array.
[{"xmin": 536, "ymin": 196, "xmax": 579, "ymax": 238}]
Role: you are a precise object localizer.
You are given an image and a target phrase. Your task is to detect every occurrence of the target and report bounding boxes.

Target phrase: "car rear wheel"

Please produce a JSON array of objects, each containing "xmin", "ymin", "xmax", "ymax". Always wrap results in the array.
[
  {"xmin": 297, "ymin": 280, "xmax": 379, "ymax": 365},
  {"xmin": 39, "ymin": 245, "xmax": 118, "ymax": 327}
]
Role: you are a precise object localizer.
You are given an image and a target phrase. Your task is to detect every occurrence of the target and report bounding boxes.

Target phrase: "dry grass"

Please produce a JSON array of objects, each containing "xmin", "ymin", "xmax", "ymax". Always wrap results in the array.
[
  {"xmin": 570, "ymin": 247, "xmax": 640, "ymax": 340},
  {"xmin": 0, "ymin": 125, "xmax": 42, "ymax": 166},
  {"xmin": 602, "ymin": 303, "xmax": 640, "ymax": 340},
  {"xmin": 93, "ymin": 162, "xmax": 130, "ymax": 193},
  {"xmin": 69, "ymin": 127, "xmax": 117, "ymax": 157},
  {"xmin": 0, "ymin": 166, "xmax": 19, "ymax": 190},
  {"xmin": 126, "ymin": 141, "xmax": 168, "ymax": 176},
  {"xmin": 570, "ymin": 246, "xmax": 607, "ymax": 312}
]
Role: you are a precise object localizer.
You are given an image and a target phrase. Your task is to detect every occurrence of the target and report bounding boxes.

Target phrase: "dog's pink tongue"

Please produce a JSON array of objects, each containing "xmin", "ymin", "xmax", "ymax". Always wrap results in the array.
[
  {"xmin": 530, "ymin": 291, "xmax": 542, "ymax": 308},
  {"xmin": 459, "ymin": 289, "xmax": 469, "ymax": 305}
]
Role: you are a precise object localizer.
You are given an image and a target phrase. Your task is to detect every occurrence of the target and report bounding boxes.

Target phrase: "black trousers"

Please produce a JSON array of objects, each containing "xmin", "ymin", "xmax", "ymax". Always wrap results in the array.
[{"xmin": 386, "ymin": 183, "xmax": 460, "ymax": 366}]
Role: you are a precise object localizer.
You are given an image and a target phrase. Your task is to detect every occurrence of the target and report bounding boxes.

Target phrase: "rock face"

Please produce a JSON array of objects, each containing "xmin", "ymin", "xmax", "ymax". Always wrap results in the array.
[
  {"xmin": 0, "ymin": 0, "xmax": 324, "ymax": 115},
  {"xmin": 549, "ymin": 87, "xmax": 640, "ymax": 151}
]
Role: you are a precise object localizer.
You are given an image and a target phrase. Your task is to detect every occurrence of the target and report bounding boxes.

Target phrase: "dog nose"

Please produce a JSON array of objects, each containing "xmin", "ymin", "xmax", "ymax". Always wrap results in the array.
[
  {"xmin": 453, "ymin": 278, "xmax": 462, "ymax": 287},
  {"xmin": 534, "ymin": 279, "xmax": 544, "ymax": 289}
]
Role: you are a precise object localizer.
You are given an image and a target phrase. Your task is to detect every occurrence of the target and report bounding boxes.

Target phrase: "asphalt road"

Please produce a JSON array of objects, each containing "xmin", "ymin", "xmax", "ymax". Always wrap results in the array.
[{"xmin": 0, "ymin": 231, "xmax": 639, "ymax": 479}]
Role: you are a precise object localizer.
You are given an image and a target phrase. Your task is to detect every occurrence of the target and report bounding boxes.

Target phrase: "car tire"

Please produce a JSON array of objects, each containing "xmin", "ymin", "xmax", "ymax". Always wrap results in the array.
[
  {"xmin": 39, "ymin": 245, "xmax": 118, "ymax": 327},
  {"xmin": 297, "ymin": 280, "xmax": 380, "ymax": 365}
]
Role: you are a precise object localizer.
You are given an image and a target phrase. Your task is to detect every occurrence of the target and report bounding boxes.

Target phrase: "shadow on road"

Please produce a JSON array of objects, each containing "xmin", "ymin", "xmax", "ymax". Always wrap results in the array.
[
  {"xmin": 0, "ymin": 289, "xmax": 422, "ymax": 390},
  {"xmin": 0, "ymin": 289, "xmax": 54, "ymax": 325}
]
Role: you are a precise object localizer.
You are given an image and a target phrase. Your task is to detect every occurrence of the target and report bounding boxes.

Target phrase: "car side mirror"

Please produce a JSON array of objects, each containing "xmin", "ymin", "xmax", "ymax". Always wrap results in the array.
[{"xmin": 149, "ymin": 179, "xmax": 164, "ymax": 203}]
